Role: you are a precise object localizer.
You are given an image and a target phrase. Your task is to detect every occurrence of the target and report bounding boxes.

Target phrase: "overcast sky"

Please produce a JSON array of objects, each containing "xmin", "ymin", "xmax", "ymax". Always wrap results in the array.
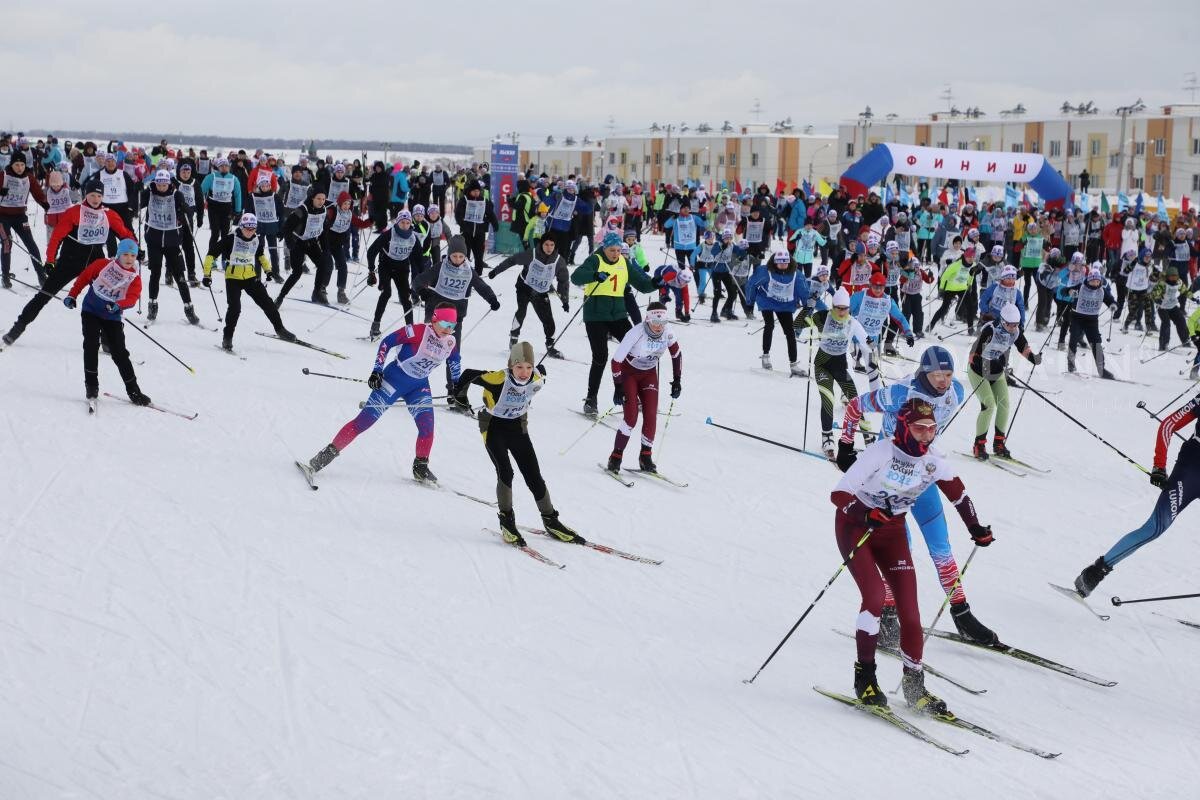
[{"xmin": 7, "ymin": 1, "xmax": 1193, "ymax": 147}]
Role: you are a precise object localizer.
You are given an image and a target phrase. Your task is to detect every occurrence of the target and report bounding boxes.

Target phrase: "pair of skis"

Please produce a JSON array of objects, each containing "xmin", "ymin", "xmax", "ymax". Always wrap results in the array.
[
  {"xmin": 94, "ymin": 392, "xmax": 198, "ymax": 420},
  {"xmin": 255, "ymin": 331, "xmax": 348, "ymax": 359},
  {"xmin": 598, "ymin": 464, "xmax": 689, "ymax": 489},
  {"xmin": 483, "ymin": 524, "xmax": 663, "ymax": 569}
]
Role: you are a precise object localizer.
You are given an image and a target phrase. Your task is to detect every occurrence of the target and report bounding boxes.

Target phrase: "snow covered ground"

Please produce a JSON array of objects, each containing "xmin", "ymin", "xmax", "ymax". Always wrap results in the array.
[{"xmin": 1, "ymin": 216, "xmax": 1198, "ymax": 799}]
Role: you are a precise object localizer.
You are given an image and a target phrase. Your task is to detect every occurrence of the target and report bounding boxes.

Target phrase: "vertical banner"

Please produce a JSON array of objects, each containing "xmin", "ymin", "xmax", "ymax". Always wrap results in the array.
[{"xmin": 490, "ymin": 142, "xmax": 522, "ymax": 255}]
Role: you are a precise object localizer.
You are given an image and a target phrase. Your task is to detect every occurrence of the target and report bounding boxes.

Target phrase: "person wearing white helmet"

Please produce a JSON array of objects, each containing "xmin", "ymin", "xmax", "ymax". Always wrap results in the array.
[
  {"xmin": 808, "ymin": 285, "xmax": 870, "ymax": 460},
  {"xmin": 967, "ymin": 302, "xmax": 1041, "ymax": 460},
  {"xmin": 143, "ymin": 168, "xmax": 201, "ymax": 325},
  {"xmin": 1066, "ymin": 264, "xmax": 1116, "ymax": 378}
]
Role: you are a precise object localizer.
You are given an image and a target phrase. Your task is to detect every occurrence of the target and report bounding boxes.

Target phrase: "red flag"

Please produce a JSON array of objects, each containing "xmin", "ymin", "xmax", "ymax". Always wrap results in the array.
[
  {"xmin": 709, "ymin": 180, "xmax": 714, "ymax": 194},
  {"xmin": 937, "ymin": 186, "xmax": 949, "ymax": 205},
  {"xmin": 1184, "ymin": 195, "xmax": 1191, "ymax": 214},
  {"xmin": 734, "ymin": 178, "xmax": 743, "ymax": 194},
  {"xmin": 648, "ymin": 182, "xmax": 656, "ymax": 201},
  {"xmin": 959, "ymin": 188, "xmax": 968, "ymax": 208},
  {"xmin": 775, "ymin": 178, "xmax": 786, "ymax": 197}
]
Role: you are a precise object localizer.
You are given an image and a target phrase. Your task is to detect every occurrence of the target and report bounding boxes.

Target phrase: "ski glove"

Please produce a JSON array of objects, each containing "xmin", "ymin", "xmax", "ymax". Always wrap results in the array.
[
  {"xmin": 62, "ymin": 296, "xmax": 76, "ymax": 309},
  {"xmin": 367, "ymin": 271, "xmax": 377, "ymax": 287},
  {"xmin": 202, "ymin": 277, "xmax": 212, "ymax": 287},
  {"xmin": 486, "ymin": 268, "xmax": 498, "ymax": 279},
  {"xmin": 968, "ymin": 524, "xmax": 994, "ymax": 546},
  {"xmin": 1149, "ymin": 467, "xmax": 1168, "ymax": 488},
  {"xmin": 104, "ymin": 302, "xmax": 119, "ymax": 314},
  {"xmin": 670, "ymin": 379, "xmax": 681, "ymax": 399},
  {"xmin": 490, "ymin": 299, "xmax": 501, "ymax": 311},
  {"xmin": 536, "ymin": 364, "xmax": 546, "ymax": 376},
  {"xmin": 613, "ymin": 387, "xmax": 625, "ymax": 406},
  {"xmin": 905, "ymin": 333, "xmax": 915, "ymax": 347},
  {"xmin": 835, "ymin": 440, "xmax": 858, "ymax": 473},
  {"xmin": 562, "ymin": 299, "xmax": 569, "ymax": 312},
  {"xmin": 1030, "ymin": 352, "xmax": 1043, "ymax": 365},
  {"xmin": 594, "ymin": 270, "xmax": 610, "ymax": 283},
  {"xmin": 367, "ymin": 371, "xmax": 383, "ymax": 390},
  {"xmin": 864, "ymin": 506, "xmax": 895, "ymax": 529}
]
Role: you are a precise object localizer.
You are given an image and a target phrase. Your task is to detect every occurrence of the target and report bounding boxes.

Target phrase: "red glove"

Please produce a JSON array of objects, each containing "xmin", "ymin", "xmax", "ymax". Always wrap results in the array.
[
  {"xmin": 661, "ymin": 269, "xmax": 678, "ymax": 284},
  {"xmin": 865, "ymin": 506, "xmax": 895, "ymax": 529}
]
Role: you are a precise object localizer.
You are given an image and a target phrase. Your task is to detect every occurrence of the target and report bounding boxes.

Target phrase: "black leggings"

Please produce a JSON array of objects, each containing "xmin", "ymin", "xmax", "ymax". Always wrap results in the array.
[
  {"xmin": 205, "ymin": 206, "xmax": 233, "ymax": 256},
  {"xmin": 901, "ymin": 292, "xmax": 925, "ymax": 336},
  {"xmin": 1159, "ymin": 306, "xmax": 1190, "ymax": 349},
  {"xmin": 0, "ymin": 216, "xmax": 45, "ymax": 283},
  {"xmin": 814, "ymin": 351, "xmax": 858, "ymax": 432},
  {"xmin": 711, "ymin": 272, "xmax": 738, "ymax": 315},
  {"xmin": 146, "ymin": 230, "xmax": 190, "ymax": 303},
  {"xmin": 82, "ymin": 311, "xmax": 136, "ymax": 391},
  {"xmin": 327, "ymin": 230, "xmax": 350, "ymax": 291},
  {"xmin": 584, "ymin": 318, "xmax": 632, "ymax": 400},
  {"xmin": 511, "ymin": 281, "xmax": 556, "ymax": 343},
  {"xmin": 762, "ymin": 309, "xmax": 798, "ymax": 362},
  {"xmin": 374, "ymin": 259, "xmax": 414, "ymax": 325},
  {"xmin": 485, "ymin": 422, "xmax": 547, "ymax": 508},
  {"xmin": 225, "ymin": 276, "xmax": 283, "ymax": 338},
  {"xmin": 929, "ymin": 290, "xmax": 964, "ymax": 329},
  {"xmin": 278, "ymin": 240, "xmax": 330, "ymax": 302}
]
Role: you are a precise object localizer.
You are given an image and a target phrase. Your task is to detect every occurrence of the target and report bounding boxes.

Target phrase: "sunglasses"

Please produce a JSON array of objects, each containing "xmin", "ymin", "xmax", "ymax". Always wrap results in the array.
[
  {"xmin": 434, "ymin": 321, "xmax": 457, "ymax": 331},
  {"xmin": 908, "ymin": 421, "xmax": 938, "ymax": 434}
]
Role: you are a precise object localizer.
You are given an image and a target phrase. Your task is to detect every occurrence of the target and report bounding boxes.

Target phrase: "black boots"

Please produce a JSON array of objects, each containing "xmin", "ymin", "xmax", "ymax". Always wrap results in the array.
[
  {"xmin": 1074, "ymin": 556, "xmax": 1112, "ymax": 598},
  {"xmin": 308, "ymin": 443, "xmax": 340, "ymax": 473}
]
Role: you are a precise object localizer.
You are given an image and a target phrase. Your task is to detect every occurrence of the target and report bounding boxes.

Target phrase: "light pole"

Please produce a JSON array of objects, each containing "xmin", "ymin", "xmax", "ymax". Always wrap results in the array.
[
  {"xmin": 808, "ymin": 142, "xmax": 832, "ymax": 186},
  {"xmin": 1114, "ymin": 99, "xmax": 1145, "ymax": 196}
]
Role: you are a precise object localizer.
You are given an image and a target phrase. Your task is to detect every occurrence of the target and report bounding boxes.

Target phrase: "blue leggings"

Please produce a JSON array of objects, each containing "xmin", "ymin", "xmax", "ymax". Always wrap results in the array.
[
  {"xmin": 896, "ymin": 484, "xmax": 966, "ymax": 604},
  {"xmin": 695, "ymin": 266, "xmax": 711, "ymax": 296},
  {"xmin": 333, "ymin": 364, "xmax": 434, "ymax": 458},
  {"xmin": 1104, "ymin": 438, "xmax": 1199, "ymax": 565}
]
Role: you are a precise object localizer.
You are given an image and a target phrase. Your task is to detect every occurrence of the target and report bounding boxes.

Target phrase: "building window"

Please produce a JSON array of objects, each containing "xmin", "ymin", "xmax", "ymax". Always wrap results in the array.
[
  {"xmin": 1135, "ymin": 141, "xmax": 1146, "ymax": 156},
  {"xmin": 1193, "ymin": 138, "xmax": 1200, "ymax": 155},
  {"xmin": 1131, "ymin": 176, "xmax": 1144, "ymax": 190},
  {"xmin": 1154, "ymin": 138, "xmax": 1166, "ymax": 156},
  {"xmin": 1090, "ymin": 139, "xmax": 1101, "ymax": 157},
  {"xmin": 702, "ymin": 164, "xmax": 710, "ymax": 176},
  {"xmin": 729, "ymin": 152, "xmax": 737, "ymax": 166},
  {"xmin": 956, "ymin": 140, "xmax": 968, "ymax": 150},
  {"xmin": 1151, "ymin": 174, "xmax": 1163, "ymax": 192},
  {"xmin": 936, "ymin": 141, "xmax": 947, "ymax": 149},
  {"xmin": 1109, "ymin": 153, "xmax": 1120, "ymax": 168},
  {"xmin": 845, "ymin": 143, "xmax": 854, "ymax": 158},
  {"xmin": 1030, "ymin": 140, "xmax": 1040, "ymax": 154},
  {"xmin": 608, "ymin": 153, "xmax": 615, "ymax": 165},
  {"xmin": 718, "ymin": 155, "xmax": 725, "ymax": 166},
  {"xmin": 1049, "ymin": 140, "xmax": 1061, "ymax": 158},
  {"xmin": 619, "ymin": 152, "xmax": 626, "ymax": 165},
  {"xmin": 751, "ymin": 153, "xmax": 759, "ymax": 167},
  {"xmin": 1068, "ymin": 140, "xmax": 1081, "ymax": 157},
  {"xmin": 1193, "ymin": 174, "xmax": 1200, "ymax": 191},
  {"xmin": 1011, "ymin": 143, "xmax": 1023, "ymax": 153},
  {"xmin": 654, "ymin": 152, "xmax": 661, "ymax": 165},
  {"xmin": 691, "ymin": 153, "xmax": 698, "ymax": 166},
  {"xmin": 644, "ymin": 154, "xmax": 650, "ymax": 165}
]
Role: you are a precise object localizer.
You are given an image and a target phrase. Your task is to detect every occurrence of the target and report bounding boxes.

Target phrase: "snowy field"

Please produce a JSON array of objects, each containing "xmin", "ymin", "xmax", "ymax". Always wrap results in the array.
[{"xmin": 1, "ymin": 215, "xmax": 1198, "ymax": 799}]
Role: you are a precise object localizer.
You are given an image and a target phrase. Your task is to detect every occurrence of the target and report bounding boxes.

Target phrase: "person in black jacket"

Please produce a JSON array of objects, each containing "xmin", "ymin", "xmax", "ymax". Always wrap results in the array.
[
  {"xmin": 488, "ymin": 235, "xmax": 570, "ymax": 356},
  {"xmin": 367, "ymin": 161, "xmax": 392, "ymax": 232},
  {"xmin": 142, "ymin": 170, "xmax": 200, "ymax": 324},
  {"xmin": 453, "ymin": 179, "xmax": 498, "ymax": 275},
  {"xmin": 276, "ymin": 188, "xmax": 333, "ymax": 306},
  {"xmin": 366, "ymin": 210, "xmax": 427, "ymax": 335}
]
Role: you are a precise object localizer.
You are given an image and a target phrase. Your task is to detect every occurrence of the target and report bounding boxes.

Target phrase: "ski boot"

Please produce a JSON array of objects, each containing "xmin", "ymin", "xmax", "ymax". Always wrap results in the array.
[
  {"xmin": 950, "ymin": 601, "xmax": 999, "ymax": 645},
  {"xmin": 884, "ymin": 343, "xmax": 899, "ymax": 357},
  {"xmin": 337, "ymin": 289, "xmax": 350, "ymax": 305},
  {"xmin": 709, "ymin": 309, "xmax": 720, "ymax": 323},
  {"xmin": 183, "ymin": 304, "xmax": 200, "ymax": 325},
  {"xmin": 541, "ymin": 511, "xmax": 586, "ymax": 544},
  {"xmin": 545, "ymin": 343, "xmax": 564, "ymax": 359},
  {"xmin": 675, "ymin": 308, "xmax": 686, "ymax": 322},
  {"xmin": 271, "ymin": 270, "xmax": 284, "ymax": 284},
  {"xmin": 854, "ymin": 661, "xmax": 888, "ymax": 707},
  {"xmin": 821, "ymin": 431, "xmax": 835, "ymax": 461},
  {"xmin": 498, "ymin": 509, "xmax": 525, "ymax": 547},
  {"xmin": 369, "ymin": 320, "xmax": 381, "ymax": 338},
  {"xmin": 125, "ymin": 380, "xmax": 152, "ymax": 407},
  {"xmin": 638, "ymin": 446, "xmax": 657, "ymax": 473},
  {"xmin": 901, "ymin": 667, "xmax": 948, "ymax": 716},
  {"xmin": 789, "ymin": 361, "xmax": 807, "ymax": 378},
  {"xmin": 1, "ymin": 273, "xmax": 11, "ymax": 289},
  {"xmin": 311, "ymin": 291, "xmax": 330, "ymax": 305},
  {"xmin": 274, "ymin": 325, "xmax": 297, "ymax": 343},
  {"xmin": 760, "ymin": 353, "xmax": 772, "ymax": 370},
  {"xmin": 606, "ymin": 451, "xmax": 622, "ymax": 473},
  {"xmin": 147, "ymin": 300, "xmax": 159, "ymax": 322},
  {"xmin": 221, "ymin": 332, "xmax": 234, "ymax": 352},
  {"xmin": 1190, "ymin": 364, "xmax": 1199, "ymax": 381},
  {"xmin": 1066, "ymin": 351, "xmax": 1076, "ymax": 372},
  {"xmin": 508, "ymin": 334, "xmax": 518, "ymax": 348},
  {"xmin": 697, "ymin": 293, "xmax": 707, "ymax": 305},
  {"xmin": 1074, "ymin": 556, "xmax": 1112, "ymax": 598},
  {"xmin": 412, "ymin": 457, "xmax": 437, "ymax": 483},
  {"xmin": 188, "ymin": 276, "xmax": 200, "ymax": 289},
  {"xmin": 85, "ymin": 369, "xmax": 99, "ymax": 401},
  {"xmin": 877, "ymin": 605, "xmax": 901, "ymax": 649},
  {"xmin": 583, "ymin": 397, "xmax": 599, "ymax": 418},
  {"xmin": 972, "ymin": 434, "xmax": 989, "ymax": 460},
  {"xmin": 308, "ymin": 443, "xmax": 339, "ymax": 473},
  {"xmin": 992, "ymin": 432, "xmax": 1011, "ymax": 459},
  {"xmin": 2, "ymin": 325, "xmax": 20, "ymax": 345},
  {"xmin": 681, "ymin": 312, "xmax": 691, "ymax": 323},
  {"xmin": 1057, "ymin": 341, "xmax": 1066, "ymax": 352}
]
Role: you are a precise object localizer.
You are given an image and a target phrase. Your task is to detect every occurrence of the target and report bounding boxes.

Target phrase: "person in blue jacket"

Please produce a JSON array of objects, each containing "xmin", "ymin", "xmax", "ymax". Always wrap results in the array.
[
  {"xmin": 390, "ymin": 165, "xmax": 410, "ymax": 217},
  {"xmin": 745, "ymin": 250, "xmax": 812, "ymax": 376},
  {"xmin": 663, "ymin": 200, "xmax": 707, "ymax": 271},
  {"xmin": 848, "ymin": 272, "xmax": 914, "ymax": 387},
  {"xmin": 835, "ymin": 345, "xmax": 1000, "ymax": 647},
  {"xmin": 546, "ymin": 179, "xmax": 580, "ymax": 255},
  {"xmin": 978, "ymin": 264, "xmax": 1026, "ymax": 327}
]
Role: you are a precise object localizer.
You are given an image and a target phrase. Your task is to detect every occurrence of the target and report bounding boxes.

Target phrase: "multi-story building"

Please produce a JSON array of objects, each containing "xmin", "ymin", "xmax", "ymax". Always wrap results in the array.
[{"xmin": 836, "ymin": 104, "xmax": 1200, "ymax": 201}]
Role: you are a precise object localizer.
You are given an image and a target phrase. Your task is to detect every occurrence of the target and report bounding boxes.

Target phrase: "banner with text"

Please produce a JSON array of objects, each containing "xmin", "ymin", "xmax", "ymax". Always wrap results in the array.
[{"xmin": 489, "ymin": 142, "xmax": 522, "ymax": 255}]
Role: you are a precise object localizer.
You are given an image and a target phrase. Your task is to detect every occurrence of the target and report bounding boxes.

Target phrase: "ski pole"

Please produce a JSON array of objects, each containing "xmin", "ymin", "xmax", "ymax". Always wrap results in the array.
[
  {"xmin": 1134, "ymin": 400, "xmax": 1189, "ymax": 443},
  {"xmin": 302, "ymin": 367, "xmax": 366, "ymax": 383},
  {"xmin": 935, "ymin": 325, "xmax": 969, "ymax": 341},
  {"xmin": 8, "ymin": 273, "xmax": 62, "ymax": 299},
  {"xmin": 1139, "ymin": 342, "xmax": 1187, "ymax": 365},
  {"xmin": 934, "ymin": 373, "xmax": 982, "ymax": 434},
  {"xmin": 308, "ymin": 283, "xmax": 369, "ymax": 333},
  {"xmin": 1112, "ymin": 592, "xmax": 1200, "ymax": 606},
  {"xmin": 743, "ymin": 526, "xmax": 875, "ymax": 685},
  {"xmin": 1009, "ymin": 373, "xmax": 1149, "ymax": 474},
  {"xmin": 705, "ymin": 416, "xmax": 825, "ymax": 458},
  {"xmin": 559, "ymin": 405, "xmax": 616, "ymax": 455},
  {"xmin": 802, "ymin": 323, "xmax": 814, "ymax": 451},
  {"xmin": 537, "ymin": 275, "xmax": 605, "ymax": 368},
  {"xmin": 658, "ymin": 397, "xmax": 677, "ymax": 459},
  {"xmin": 1006, "ymin": 308, "xmax": 1063, "ymax": 438},
  {"xmin": 461, "ymin": 305, "xmax": 493, "ymax": 343},
  {"xmin": 124, "ymin": 319, "xmax": 195, "ymax": 374},
  {"xmin": 1155, "ymin": 380, "xmax": 1200, "ymax": 417}
]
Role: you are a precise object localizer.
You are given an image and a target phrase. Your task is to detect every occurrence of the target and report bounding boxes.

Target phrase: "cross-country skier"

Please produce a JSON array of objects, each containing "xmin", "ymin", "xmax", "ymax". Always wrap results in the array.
[
  {"xmin": 366, "ymin": 210, "xmax": 427, "ymax": 335},
  {"xmin": 967, "ymin": 302, "xmax": 1040, "ymax": 459},
  {"xmin": 745, "ymin": 250, "xmax": 813, "ymax": 375},
  {"xmin": 605, "ymin": 302, "xmax": 682, "ymax": 474},
  {"xmin": 837, "ymin": 346, "xmax": 999, "ymax": 645},
  {"xmin": 849, "ymin": 272, "xmax": 914, "ymax": 384},
  {"xmin": 302, "ymin": 304, "xmax": 461, "ymax": 484},
  {"xmin": 807, "ymin": 286, "xmax": 870, "ymax": 460},
  {"xmin": 833, "ymin": 397, "xmax": 994, "ymax": 711},
  {"xmin": 454, "ymin": 342, "xmax": 583, "ymax": 548},
  {"xmin": 978, "ymin": 265, "xmax": 1026, "ymax": 328},
  {"xmin": 453, "ymin": 179, "xmax": 497, "ymax": 274},
  {"xmin": 1074, "ymin": 389, "xmax": 1199, "ymax": 596},
  {"xmin": 143, "ymin": 169, "xmax": 200, "ymax": 325},
  {"xmin": 63, "ymin": 239, "xmax": 151, "ymax": 405},
  {"xmin": 276, "ymin": 187, "xmax": 332, "ymax": 306},
  {"xmin": 0, "ymin": 151, "xmax": 50, "ymax": 286},
  {"xmin": 206, "ymin": 213, "xmax": 295, "ymax": 351},
  {"xmin": 1067, "ymin": 265, "xmax": 1116, "ymax": 379},
  {"xmin": 488, "ymin": 234, "xmax": 569, "ymax": 356},
  {"xmin": 200, "ymin": 156, "xmax": 243, "ymax": 257}
]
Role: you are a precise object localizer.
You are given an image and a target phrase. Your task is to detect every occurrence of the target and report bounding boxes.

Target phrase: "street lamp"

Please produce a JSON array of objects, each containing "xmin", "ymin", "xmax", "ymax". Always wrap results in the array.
[
  {"xmin": 1114, "ymin": 98, "xmax": 1146, "ymax": 195},
  {"xmin": 809, "ymin": 142, "xmax": 833, "ymax": 186}
]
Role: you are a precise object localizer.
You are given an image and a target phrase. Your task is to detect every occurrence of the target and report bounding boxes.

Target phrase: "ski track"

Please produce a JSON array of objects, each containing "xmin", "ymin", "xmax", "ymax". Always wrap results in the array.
[{"xmin": 1, "ymin": 216, "xmax": 1199, "ymax": 798}]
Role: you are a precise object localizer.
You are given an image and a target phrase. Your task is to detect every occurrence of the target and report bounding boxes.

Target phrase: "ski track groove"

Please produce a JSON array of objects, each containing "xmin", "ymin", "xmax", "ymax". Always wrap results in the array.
[{"xmin": 0, "ymin": 463, "xmax": 63, "ymax": 562}]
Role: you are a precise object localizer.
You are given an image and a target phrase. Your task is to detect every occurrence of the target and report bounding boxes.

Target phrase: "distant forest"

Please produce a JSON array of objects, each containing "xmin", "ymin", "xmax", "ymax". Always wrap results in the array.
[{"xmin": 25, "ymin": 129, "xmax": 472, "ymax": 155}]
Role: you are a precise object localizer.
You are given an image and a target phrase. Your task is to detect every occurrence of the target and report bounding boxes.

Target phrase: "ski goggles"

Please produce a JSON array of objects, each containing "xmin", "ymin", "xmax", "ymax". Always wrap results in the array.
[{"xmin": 434, "ymin": 320, "xmax": 457, "ymax": 332}]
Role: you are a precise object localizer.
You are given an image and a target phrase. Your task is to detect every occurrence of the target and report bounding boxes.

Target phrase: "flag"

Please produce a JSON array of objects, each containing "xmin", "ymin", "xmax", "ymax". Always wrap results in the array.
[
  {"xmin": 734, "ymin": 179, "xmax": 742, "ymax": 194},
  {"xmin": 1100, "ymin": 192, "xmax": 1109, "ymax": 213},
  {"xmin": 884, "ymin": 185, "xmax": 895, "ymax": 205},
  {"xmin": 1021, "ymin": 190, "xmax": 1029, "ymax": 208},
  {"xmin": 1078, "ymin": 192, "xmax": 1090, "ymax": 212},
  {"xmin": 967, "ymin": 186, "xmax": 977, "ymax": 204},
  {"xmin": 937, "ymin": 186, "xmax": 949, "ymax": 205},
  {"xmin": 1004, "ymin": 185, "xmax": 1020, "ymax": 210},
  {"xmin": 719, "ymin": 180, "xmax": 727, "ymax": 191},
  {"xmin": 1184, "ymin": 195, "xmax": 1191, "ymax": 214},
  {"xmin": 959, "ymin": 188, "xmax": 968, "ymax": 208},
  {"xmin": 900, "ymin": 185, "xmax": 912, "ymax": 207},
  {"xmin": 1134, "ymin": 192, "xmax": 1144, "ymax": 214},
  {"xmin": 775, "ymin": 178, "xmax": 786, "ymax": 197},
  {"xmin": 1156, "ymin": 193, "xmax": 1168, "ymax": 221},
  {"xmin": 801, "ymin": 179, "xmax": 813, "ymax": 197},
  {"xmin": 1118, "ymin": 192, "xmax": 1129, "ymax": 212},
  {"xmin": 816, "ymin": 178, "xmax": 833, "ymax": 198}
]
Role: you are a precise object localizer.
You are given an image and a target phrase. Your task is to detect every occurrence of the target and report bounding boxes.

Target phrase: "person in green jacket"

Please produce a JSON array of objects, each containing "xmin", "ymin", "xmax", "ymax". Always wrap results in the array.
[
  {"xmin": 929, "ymin": 245, "xmax": 978, "ymax": 332},
  {"xmin": 1018, "ymin": 220, "xmax": 1046, "ymax": 305},
  {"xmin": 1186, "ymin": 305, "xmax": 1200, "ymax": 379},
  {"xmin": 570, "ymin": 230, "xmax": 662, "ymax": 416},
  {"xmin": 523, "ymin": 202, "xmax": 550, "ymax": 249}
]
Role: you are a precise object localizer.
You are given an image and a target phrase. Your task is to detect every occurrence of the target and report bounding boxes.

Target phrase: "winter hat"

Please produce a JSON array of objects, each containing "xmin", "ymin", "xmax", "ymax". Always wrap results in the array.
[
  {"xmin": 154, "ymin": 169, "xmax": 171, "ymax": 183},
  {"xmin": 83, "ymin": 179, "xmax": 103, "ymax": 196},
  {"xmin": 600, "ymin": 231, "xmax": 622, "ymax": 250},
  {"xmin": 918, "ymin": 345, "xmax": 954, "ymax": 376},
  {"xmin": 565, "ymin": 179, "xmax": 577, "ymax": 191},
  {"xmin": 411, "ymin": 204, "xmax": 426, "ymax": 216},
  {"xmin": 832, "ymin": 287, "xmax": 851, "ymax": 306},
  {"xmin": 721, "ymin": 228, "xmax": 733, "ymax": 240},
  {"xmin": 1087, "ymin": 267, "xmax": 1104, "ymax": 282},
  {"xmin": 103, "ymin": 152, "xmax": 117, "ymax": 162},
  {"xmin": 999, "ymin": 265, "xmax": 1018, "ymax": 280},
  {"xmin": 395, "ymin": 210, "xmax": 413, "ymax": 223},
  {"xmin": 336, "ymin": 191, "xmax": 351, "ymax": 205},
  {"xmin": 1070, "ymin": 252, "xmax": 1086, "ymax": 264},
  {"xmin": 885, "ymin": 240, "xmax": 899, "ymax": 253},
  {"xmin": 256, "ymin": 175, "xmax": 272, "ymax": 187},
  {"xmin": 508, "ymin": 341, "xmax": 535, "ymax": 367},
  {"xmin": 894, "ymin": 398, "xmax": 938, "ymax": 457},
  {"xmin": 1165, "ymin": 266, "xmax": 1180, "ymax": 279},
  {"xmin": 963, "ymin": 246, "xmax": 976, "ymax": 258},
  {"xmin": 869, "ymin": 271, "xmax": 886, "ymax": 286},
  {"xmin": 432, "ymin": 305, "xmax": 458, "ymax": 326},
  {"xmin": 623, "ymin": 228, "xmax": 639, "ymax": 241},
  {"xmin": 9, "ymin": 151, "xmax": 25, "ymax": 164},
  {"xmin": 772, "ymin": 251, "xmax": 790, "ymax": 264},
  {"xmin": 115, "ymin": 239, "xmax": 139, "ymax": 258},
  {"xmin": 447, "ymin": 235, "xmax": 469, "ymax": 257},
  {"xmin": 333, "ymin": 162, "xmax": 346, "ymax": 173},
  {"xmin": 537, "ymin": 202, "xmax": 550, "ymax": 214},
  {"xmin": 1000, "ymin": 303, "xmax": 1021, "ymax": 325},
  {"xmin": 814, "ymin": 264, "xmax": 831, "ymax": 278},
  {"xmin": 426, "ymin": 205, "xmax": 439, "ymax": 217},
  {"xmin": 239, "ymin": 213, "xmax": 258, "ymax": 228}
]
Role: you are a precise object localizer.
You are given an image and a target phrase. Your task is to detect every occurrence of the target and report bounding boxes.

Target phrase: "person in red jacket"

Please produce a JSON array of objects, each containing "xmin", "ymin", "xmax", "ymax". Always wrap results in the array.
[
  {"xmin": 837, "ymin": 241, "xmax": 879, "ymax": 295},
  {"xmin": 3, "ymin": 179, "xmax": 137, "ymax": 345},
  {"xmin": 1101, "ymin": 214, "xmax": 1124, "ymax": 268},
  {"xmin": 0, "ymin": 151, "xmax": 50, "ymax": 286},
  {"xmin": 64, "ymin": 238, "xmax": 150, "ymax": 405}
]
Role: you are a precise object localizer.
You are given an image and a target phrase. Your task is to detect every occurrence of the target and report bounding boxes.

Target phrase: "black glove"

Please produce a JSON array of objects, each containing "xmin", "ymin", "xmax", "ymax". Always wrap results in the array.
[
  {"xmin": 367, "ymin": 271, "xmax": 377, "ymax": 287},
  {"xmin": 836, "ymin": 440, "xmax": 858, "ymax": 473},
  {"xmin": 202, "ymin": 276, "xmax": 212, "ymax": 287},
  {"xmin": 487, "ymin": 268, "xmax": 498, "ymax": 279},
  {"xmin": 62, "ymin": 295, "xmax": 77, "ymax": 310},
  {"xmin": 536, "ymin": 364, "xmax": 546, "ymax": 376},
  {"xmin": 670, "ymin": 379, "xmax": 681, "ymax": 399},
  {"xmin": 905, "ymin": 333, "xmax": 915, "ymax": 347},
  {"xmin": 43, "ymin": 260, "xmax": 54, "ymax": 274},
  {"xmin": 490, "ymin": 299, "xmax": 501, "ymax": 311},
  {"xmin": 1150, "ymin": 467, "xmax": 1168, "ymax": 488},
  {"xmin": 104, "ymin": 302, "xmax": 119, "ymax": 314},
  {"xmin": 864, "ymin": 506, "xmax": 895, "ymax": 529},
  {"xmin": 1031, "ymin": 352, "xmax": 1043, "ymax": 365},
  {"xmin": 595, "ymin": 270, "xmax": 610, "ymax": 283},
  {"xmin": 562, "ymin": 299, "xmax": 569, "ymax": 312},
  {"xmin": 968, "ymin": 524, "xmax": 995, "ymax": 547},
  {"xmin": 613, "ymin": 387, "xmax": 625, "ymax": 405},
  {"xmin": 0, "ymin": 187, "xmax": 7, "ymax": 197},
  {"xmin": 367, "ymin": 371, "xmax": 383, "ymax": 390}
]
